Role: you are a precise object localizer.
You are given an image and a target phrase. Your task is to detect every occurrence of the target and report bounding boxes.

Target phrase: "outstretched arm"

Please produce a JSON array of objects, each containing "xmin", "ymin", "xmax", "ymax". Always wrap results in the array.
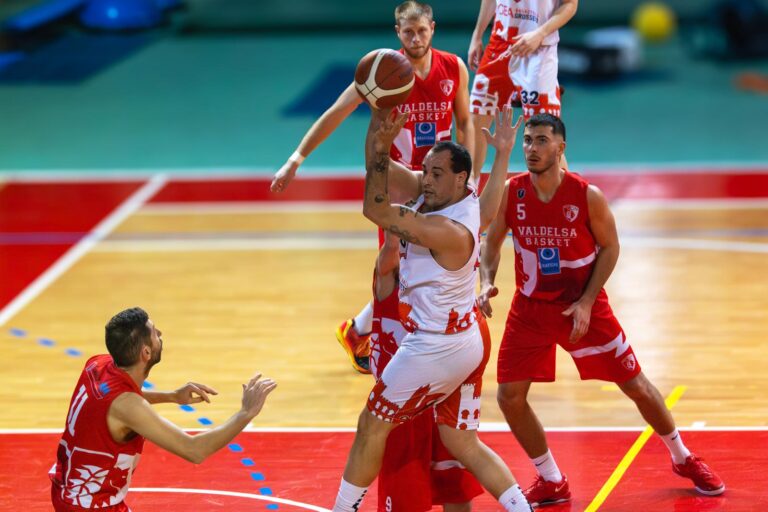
[
  {"xmin": 468, "ymin": 0, "xmax": 496, "ymax": 71},
  {"xmin": 454, "ymin": 58, "xmax": 475, "ymax": 182},
  {"xmin": 478, "ymin": 182, "xmax": 510, "ymax": 317},
  {"xmin": 143, "ymin": 381, "xmax": 218, "ymax": 405},
  {"xmin": 478, "ymin": 106, "xmax": 523, "ymax": 231},
  {"xmin": 271, "ymin": 83, "xmax": 363, "ymax": 192},
  {"xmin": 111, "ymin": 374, "xmax": 276, "ymax": 464},
  {"xmin": 562, "ymin": 185, "xmax": 619, "ymax": 341}
]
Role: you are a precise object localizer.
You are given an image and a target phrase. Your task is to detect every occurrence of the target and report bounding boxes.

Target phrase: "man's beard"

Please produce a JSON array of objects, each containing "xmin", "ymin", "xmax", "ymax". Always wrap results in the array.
[
  {"xmin": 145, "ymin": 346, "xmax": 162, "ymax": 375},
  {"xmin": 403, "ymin": 43, "xmax": 430, "ymax": 60}
]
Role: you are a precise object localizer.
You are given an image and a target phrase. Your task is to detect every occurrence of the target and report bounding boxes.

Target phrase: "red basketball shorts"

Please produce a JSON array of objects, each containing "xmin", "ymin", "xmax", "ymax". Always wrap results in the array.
[{"xmin": 497, "ymin": 292, "xmax": 641, "ymax": 383}]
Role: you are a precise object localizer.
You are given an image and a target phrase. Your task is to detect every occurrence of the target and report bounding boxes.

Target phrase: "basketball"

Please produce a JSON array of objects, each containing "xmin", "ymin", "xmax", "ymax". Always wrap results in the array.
[
  {"xmin": 354, "ymin": 49, "xmax": 415, "ymax": 109},
  {"xmin": 631, "ymin": 2, "xmax": 677, "ymax": 43}
]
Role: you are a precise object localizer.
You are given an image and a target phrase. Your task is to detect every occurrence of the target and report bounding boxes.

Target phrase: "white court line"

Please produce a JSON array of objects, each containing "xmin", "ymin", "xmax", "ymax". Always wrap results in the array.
[
  {"xmin": 139, "ymin": 201, "xmax": 362, "ymax": 214},
  {"xmin": 3, "ymin": 425, "xmax": 766, "ymax": 434},
  {"xmin": 129, "ymin": 488, "xmax": 331, "ymax": 512},
  {"xmin": 0, "ymin": 175, "xmax": 168, "ymax": 328},
  {"xmin": 92, "ymin": 235, "xmax": 768, "ymax": 254}
]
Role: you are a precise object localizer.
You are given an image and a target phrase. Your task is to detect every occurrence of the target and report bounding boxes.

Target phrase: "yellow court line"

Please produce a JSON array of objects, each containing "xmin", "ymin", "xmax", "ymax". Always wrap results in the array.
[{"xmin": 584, "ymin": 385, "xmax": 687, "ymax": 512}]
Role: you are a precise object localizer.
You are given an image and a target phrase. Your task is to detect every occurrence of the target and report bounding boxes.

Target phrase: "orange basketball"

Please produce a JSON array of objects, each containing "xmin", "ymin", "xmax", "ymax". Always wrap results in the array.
[{"xmin": 354, "ymin": 49, "xmax": 414, "ymax": 109}]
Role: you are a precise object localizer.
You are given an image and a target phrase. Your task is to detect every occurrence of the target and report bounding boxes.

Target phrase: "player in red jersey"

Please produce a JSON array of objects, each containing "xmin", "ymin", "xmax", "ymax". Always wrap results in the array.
[
  {"xmin": 467, "ymin": 0, "xmax": 577, "ymax": 175},
  {"xmin": 272, "ymin": 1, "xmax": 475, "ymax": 375},
  {"xmin": 479, "ymin": 114, "xmax": 725, "ymax": 506},
  {"xmin": 50, "ymin": 307, "xmax": 276, "ymax": 511}
]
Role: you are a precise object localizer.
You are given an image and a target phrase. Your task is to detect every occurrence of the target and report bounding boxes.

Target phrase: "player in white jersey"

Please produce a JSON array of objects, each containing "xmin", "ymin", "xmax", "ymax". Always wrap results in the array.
[
  {"xmin": 468, "ymin": 0, "xmax": 577, "ymax": 174},
  {"xmin": 331, "ymin": 107, "xmax": 532, "ymax": 512}
]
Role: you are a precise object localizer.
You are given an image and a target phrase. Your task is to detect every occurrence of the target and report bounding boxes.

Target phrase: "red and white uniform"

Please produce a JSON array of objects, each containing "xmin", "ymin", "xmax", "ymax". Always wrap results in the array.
[
  {"xmin": 498, "ymin": 172, "xmax": 642, "ymax": 383},
  {"xmin": 367, "ymin": 188, "xmax": 490, "ymax": 430},
  {"xmin": 371, "ymin": 281, "xmax": 483, "ymax": 511},
  {"xmin": 50, "ymin": 355, "xmax": 144, "ymax": 511},
  {"xmin": 391, "ymin": 48, "xmax": 460, "ymax": 171},
  {"xmin": 471, "ymin": 0, "xmax": 562, "ymax": 118}
]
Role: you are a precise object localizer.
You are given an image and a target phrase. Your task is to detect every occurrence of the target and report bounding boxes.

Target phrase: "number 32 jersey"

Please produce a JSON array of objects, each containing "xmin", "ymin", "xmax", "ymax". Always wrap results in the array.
[
  {"xmin": 505, "ymin": 171, "xmax": 599, "ymax": 304},
  {"xmin": 50, "ymin": 355, "xmax": 144, "ymax": 511}
]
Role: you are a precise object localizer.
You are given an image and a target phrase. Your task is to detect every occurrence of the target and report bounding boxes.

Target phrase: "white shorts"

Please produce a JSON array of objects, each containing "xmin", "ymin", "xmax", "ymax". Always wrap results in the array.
[
  {"xmin": 508, "ymin": 44, "xmax": 561, "ymax": 118},
  {"xmin": 367, "ymin": 321, "xmax": 490, "ymax": 430}
]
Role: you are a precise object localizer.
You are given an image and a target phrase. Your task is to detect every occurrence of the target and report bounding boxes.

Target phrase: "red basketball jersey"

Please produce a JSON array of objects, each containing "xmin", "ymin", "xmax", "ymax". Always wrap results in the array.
[
  {"xmin": 50, "ymin": 355, "xmax": 144, "ymax": 511},
  {"xmin": 505, "ymin": 172, "xmax": 600, "ymax": 303},
  {"xmin": 390, "ymin": 48, "xmax": 460, "ymax": 171}
]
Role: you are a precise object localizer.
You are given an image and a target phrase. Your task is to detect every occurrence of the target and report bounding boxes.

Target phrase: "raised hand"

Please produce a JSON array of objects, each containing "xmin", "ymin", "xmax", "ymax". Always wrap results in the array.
[
  {"xmin": 174, "ymin": 382, "xmax": 218, "ymax": 405},
  {"xmin": 240, "ymin": 373, "xmax": 277, "ymax": 419},
  {"xmin": 481, "ymin": 105, "xmax": 524, "ymax": 155},
  {"xmin": 372, "ymin": 110, "xmax": 409, "ymax": 154}
]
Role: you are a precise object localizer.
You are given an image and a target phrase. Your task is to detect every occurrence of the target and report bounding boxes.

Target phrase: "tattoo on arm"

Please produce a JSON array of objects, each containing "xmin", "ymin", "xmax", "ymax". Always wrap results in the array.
[{"xmin": 388, "ymin": 224, "xmax": 421, "ymax": 244}]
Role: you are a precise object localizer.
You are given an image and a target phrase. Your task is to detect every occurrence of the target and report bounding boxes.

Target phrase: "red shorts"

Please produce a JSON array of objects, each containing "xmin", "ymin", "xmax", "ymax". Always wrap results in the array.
[
  {"xmin": 497, "ymin": 292, "xmax": 642, "ymax": 383},
  {"xmin": 470, "ymin": 37, "xmax": 517, "ymax": 116},
  {"xmin": 378, "ymin": 412, "xmax": 483, "ymax": 511}
]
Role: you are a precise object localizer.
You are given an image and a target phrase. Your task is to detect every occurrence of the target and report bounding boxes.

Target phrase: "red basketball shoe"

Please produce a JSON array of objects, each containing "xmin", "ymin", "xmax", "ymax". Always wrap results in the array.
[
  {"xmin": 523, "ymin": 474, "xmax": 571, "ymax": 508},
  {"xmin": 335, "ymin": 319, "xmax": 371, "ymax": 374},
  {"xmin": 672, "ymin": 455, "xmax": 725, "ymax": 496}
]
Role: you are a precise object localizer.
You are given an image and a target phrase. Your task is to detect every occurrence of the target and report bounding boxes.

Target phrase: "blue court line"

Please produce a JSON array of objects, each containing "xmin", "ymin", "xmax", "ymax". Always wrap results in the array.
[
  {"xmin": 241, "ymin": 458, "xmax": 255, "ymax": 466},
  {"xmin": 38, "ymin": 338, "xmax": 55, "ymax": 347},
  {"xmin": 259, "ymin": 487, "xmax": 273, "ymax": 496},
  {"xmin": 179, "ymin": 404, "xmax": 195, "ymax": 412},
  {"xmin": 142, "ymin": 380, "xmax": 154, "ymax": 389},
  {"xmin": 197, "ymin": 417, "xmax": 213, "ymax": 426},
  {"xmin": 228, "ymin": 443, "xmax": 243, "ymax": 452},
  {"xmin": 65, "ymin": 348, "xmax": 82, "ymax": 357},
  {"xmin": 250, "ymin": 472, "xmax": 265, "ymax": 481},
  {"xmin": 266, "ymin": 505, "xmax": 279, "ymax": 510},
  {"xmin": 9, "ymin": 328, "xmax": 26, "ymax": 337}
]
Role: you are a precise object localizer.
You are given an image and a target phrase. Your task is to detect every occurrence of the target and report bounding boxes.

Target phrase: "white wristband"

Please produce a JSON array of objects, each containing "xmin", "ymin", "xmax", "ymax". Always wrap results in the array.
[{"xmin": 289, "ymin": 151, "xmax": 305, "ymax": 165}]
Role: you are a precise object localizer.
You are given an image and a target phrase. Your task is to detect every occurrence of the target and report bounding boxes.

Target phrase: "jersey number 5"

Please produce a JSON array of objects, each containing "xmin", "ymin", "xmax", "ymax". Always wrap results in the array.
[{"xmin": 517, "ymin": 203, "xmax": 526, "ymax": 220}]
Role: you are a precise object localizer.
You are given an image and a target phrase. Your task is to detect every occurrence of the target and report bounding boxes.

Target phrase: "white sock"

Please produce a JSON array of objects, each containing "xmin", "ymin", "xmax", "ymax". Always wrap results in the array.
[
  {"xmin": 532, "ymin": 450, "xmax": 563, "ymax": 482},
  {"xmin": 353, "ymin": 302, "xmax": 374, "ymax": 335},
  {"xmin": 332, "ymin": 478, "xmax": 368, "ymax": 512},
  {"xmin": 659, "ymin": 429, "xmax": 691, "ymax": 465},
  {"xmin": 499, "ymin": 484, "xmax": 531, "ymax": 512}
]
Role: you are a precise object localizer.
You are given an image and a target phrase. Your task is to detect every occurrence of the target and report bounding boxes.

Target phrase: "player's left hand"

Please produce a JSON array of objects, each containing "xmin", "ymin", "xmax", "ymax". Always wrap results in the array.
[
  {"xmin": 174, "ymin": 382, "xmax": 218, "ymax": 405},
  {"xmin": 510, "ymin": 30, "xmax": 545, "ymax": 57},
  {"xmin": 562, "ymin": 299, "xmax": 593, "ymax": 343},
  {"xmin": 481, "ymin": 105, "xmax": 523, "ymax": 154}
]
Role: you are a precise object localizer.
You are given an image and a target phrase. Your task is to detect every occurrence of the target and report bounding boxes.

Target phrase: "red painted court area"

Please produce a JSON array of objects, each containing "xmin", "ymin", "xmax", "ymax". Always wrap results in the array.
[{"xmin": 2, "ymin": 430, "xmax": 763, "ymax": 511}]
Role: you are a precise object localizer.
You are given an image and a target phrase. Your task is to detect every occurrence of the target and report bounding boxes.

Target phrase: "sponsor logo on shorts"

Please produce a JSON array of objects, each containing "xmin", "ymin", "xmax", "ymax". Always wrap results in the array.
[
  {"xmin": 440, "ymin": 79, "xmax": 454, "ymax": 96},
  {"xmin": 622, "ymin": 353, "xmax": 637, "ymax": 371},
  {"xmin": 538, "ymin": 247, "xmax": 561, "ymax": 275},
  {"xmin": 414, "ymin": 122, "xmax": 437, "ymax": 147},
  {"xmin": 563, "ymin": 204, "xmax": 579, "ymax": 222}
]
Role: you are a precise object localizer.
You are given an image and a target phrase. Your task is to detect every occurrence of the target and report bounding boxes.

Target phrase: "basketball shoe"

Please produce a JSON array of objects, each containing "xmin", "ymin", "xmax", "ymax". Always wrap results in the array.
[
  {"xmin": 523, "ymin": 474, "xmax": 571, "ymax": 508},
  {"xmin": 335, "ymin": 319, "xmax": 371, "ymax": 374},
  {"xmin": 672, "ymin": 455, "xmax": 725, "ymax": 496}
]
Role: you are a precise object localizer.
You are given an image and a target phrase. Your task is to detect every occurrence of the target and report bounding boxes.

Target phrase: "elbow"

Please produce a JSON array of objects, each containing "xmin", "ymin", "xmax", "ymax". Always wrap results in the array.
[
  {"xmin": 185, "ymin": 448, "xmax": 206, "ymax": 465},
  {"xmin": 362, "ymin": 203, "xmax": 385, "ymax": 225}
]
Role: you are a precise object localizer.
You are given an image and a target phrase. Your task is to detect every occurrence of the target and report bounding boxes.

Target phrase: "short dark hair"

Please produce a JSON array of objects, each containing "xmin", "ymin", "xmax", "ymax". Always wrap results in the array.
[
  {"xmin": 526, "ymin": 113, "xmax": 566, "ymax": 141},
  {"xmin": 105, "ymin": 307, "xmax": 151, "ymax": 367},
  {"xmin": 432, "ymin": 141, "xmax": 472, "ymax": 185}
]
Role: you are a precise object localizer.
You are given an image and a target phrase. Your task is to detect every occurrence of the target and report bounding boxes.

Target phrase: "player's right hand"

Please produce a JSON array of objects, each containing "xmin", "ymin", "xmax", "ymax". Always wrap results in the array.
[
  {"xmin": 478, "ymin": 283, "xmax": 499, "ymax": 318},
  {"xmin": 240, "ymin": 373, "xmax": 277, "ymax": 418},
  {"xmin": 468, "ymin": 37, "xmax": 484, "ymax": 72},
  {"xmin": 271, "ymin": 161, "xmax": 299, "ymax": 193}
]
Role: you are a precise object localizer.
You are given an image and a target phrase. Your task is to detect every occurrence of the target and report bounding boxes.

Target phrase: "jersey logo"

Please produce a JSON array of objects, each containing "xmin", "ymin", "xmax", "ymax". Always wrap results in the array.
[
  {"xmin": 538, "ymin": 247, "xmax": 561, "ymax": 275},
  {"xmin": 621, "ymin": 353, "xmax": 637, "ymax": 371},
  {"xmin": 414, "ymin": 122, "xmax": 436, "ymax": 147},
  {"xmin": 517, "ymin": 188, "xmax": 525, "ymax": 199},
  {"xmin": 563, "ymin": 204, "xmax": 579, "ymax": 222},
  {"xmin": 440, "ymin": 79, "xmax": 455, "ymax": 96}
]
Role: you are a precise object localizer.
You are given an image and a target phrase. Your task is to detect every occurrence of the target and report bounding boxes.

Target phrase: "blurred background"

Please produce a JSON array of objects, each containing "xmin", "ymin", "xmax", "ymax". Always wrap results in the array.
[{"xmin": 0, "ymin": 0, "xmax": 767, "ymax": 173}]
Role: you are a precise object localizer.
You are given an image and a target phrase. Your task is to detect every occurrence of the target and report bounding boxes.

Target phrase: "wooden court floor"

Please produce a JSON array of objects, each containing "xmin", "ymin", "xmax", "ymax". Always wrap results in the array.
[{"xmin": 0, "ymin": 172, "xmax": 766, "ymax": 511}]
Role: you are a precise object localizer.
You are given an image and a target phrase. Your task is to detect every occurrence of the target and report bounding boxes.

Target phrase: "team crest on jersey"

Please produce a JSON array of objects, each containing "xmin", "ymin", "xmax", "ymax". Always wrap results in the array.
[
  {"xmin": 621, "ymin": 354, "xmax": 637, "ymax": 371},
  {"xmin": 440, "ymin": 79, "xmax": 454, "ymax": 96},
  {"xmin": 517, "ymin": 188, "xmax": 525, "ymax": 199},
  {"xmin": 563, "ymin": 204, "xmax": 579, "ymax": 222}
]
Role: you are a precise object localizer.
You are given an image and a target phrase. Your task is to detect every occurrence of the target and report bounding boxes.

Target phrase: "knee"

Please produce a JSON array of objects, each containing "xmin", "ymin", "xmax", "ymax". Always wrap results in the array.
[
  {"xmin": 355, "ymin": 409, "xmax": 391, "ymax": 442},
  {"xmin": 497, "ymin": 386, "xmax": 528, "ymax": 415},
  {"xmin": 619, "ymin": 375, "xmax": 654, "ymax": 402}
]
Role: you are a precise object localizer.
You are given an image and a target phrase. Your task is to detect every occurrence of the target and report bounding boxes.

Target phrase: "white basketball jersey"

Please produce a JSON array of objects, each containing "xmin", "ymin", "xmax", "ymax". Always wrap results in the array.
[
  {"xmin": 494, "ymin": 0, "xmax": 560, "ymax": 46},
  {"xmin": 398, "ymin": 189, "xmax": 481, "ymax": 334}
]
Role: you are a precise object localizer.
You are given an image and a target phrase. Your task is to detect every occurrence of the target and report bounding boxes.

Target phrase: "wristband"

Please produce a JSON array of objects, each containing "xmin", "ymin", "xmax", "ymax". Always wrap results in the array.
[{"xmin": 289, "ymin": 151, "xmax": 305, "ymax": 165}]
